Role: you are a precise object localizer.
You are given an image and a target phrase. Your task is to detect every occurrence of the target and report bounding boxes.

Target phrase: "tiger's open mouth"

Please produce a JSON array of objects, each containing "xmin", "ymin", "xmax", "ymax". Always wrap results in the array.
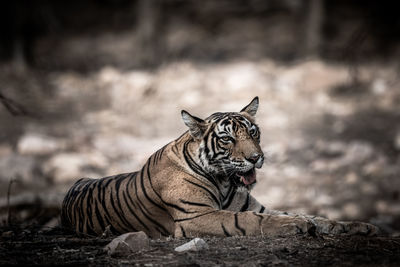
[{"xmin": 236, "ymin": 168, "xmax": 256, "ymax": 186}]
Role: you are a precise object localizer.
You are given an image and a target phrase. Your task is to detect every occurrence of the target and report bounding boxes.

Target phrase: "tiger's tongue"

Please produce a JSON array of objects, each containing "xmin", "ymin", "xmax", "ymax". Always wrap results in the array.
[{"xmin": 241, "ymin": 169, "xmax": 256, "ymax": 185}]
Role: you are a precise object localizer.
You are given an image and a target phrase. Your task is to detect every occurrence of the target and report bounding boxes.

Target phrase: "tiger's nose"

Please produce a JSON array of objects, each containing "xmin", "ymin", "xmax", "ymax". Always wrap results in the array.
[{"xmin": 247, "ymin": 153, "xmax": 264, "ymax": 168}]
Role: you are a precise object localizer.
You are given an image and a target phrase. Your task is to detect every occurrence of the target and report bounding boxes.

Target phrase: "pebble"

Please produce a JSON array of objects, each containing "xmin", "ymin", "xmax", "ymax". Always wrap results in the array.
[
  {"xmin": 175, "ymin": 238, "xmax": 209, "ymax": 252},
  {"xmin": 104, "ymin": 231, "xmax": 150, "ymax": 257}
]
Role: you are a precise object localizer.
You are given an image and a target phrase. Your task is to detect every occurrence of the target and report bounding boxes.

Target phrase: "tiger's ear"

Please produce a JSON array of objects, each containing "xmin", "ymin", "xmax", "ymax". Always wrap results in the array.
[
  {"xmin": 181, "ymin": 110, "xmax": 207, "ymax": 139},
  {"xmin": 240, "ymin": 96, "xmax": 259, "ymax": 117}
]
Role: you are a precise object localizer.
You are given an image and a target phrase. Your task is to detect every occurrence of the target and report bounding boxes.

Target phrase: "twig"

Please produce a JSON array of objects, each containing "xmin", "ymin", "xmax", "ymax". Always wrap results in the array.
[
  {"xmin": 0, "ymin": 91, "xmax": 30, "ymax": 117},
  {"xmin": 7, "ymin": 178, "xmax": 16, "ymax": 226}
]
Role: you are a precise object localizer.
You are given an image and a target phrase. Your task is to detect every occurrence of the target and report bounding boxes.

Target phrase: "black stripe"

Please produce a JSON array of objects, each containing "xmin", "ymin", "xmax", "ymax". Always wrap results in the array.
[
  {"xmin": 67, "ymin": 186, "xmax": 80, "ymax": 230},
  {"xmin": 152, "ymin": 151, "xmax": 159, "ymax": 166},
  {"xmin": 124, "ymin": 176, "xmax": 151, "ymax": 231},
  {"xmin": 183, "ymin": 178, "xmax": 221, "ymax": 207},
  {"xmin": 114, "ymin": 174, "xmax": 138, "ymax": 231},
  {"xmin": 255, "ymin": 213, "xmax": 264, "ymax": 229},
  {"xmin": 174, "ymin": 210, "xmax": 218, "ymax": 222},
  {"xmin": 76, "ymin": 181, "xmax": 92, "ymax": 233},
  {"xmin": 223, "ymin": 187, "xmax": 236, "ymax": 209},
  {"xmin": 171, "ymin": 143, "xmax": 179, "ymax": 155},
  {"xmin": 161, "ymin": 201, "xmax": 196, "ymax": 214},
  {"xmin": 109, "ymin": 186, "xmax": 133, "ymax": 232},
  {"xmin": 222, "ymin": 183, "xmax": 234, "ymax": 200},
  {"xmin": 179, "ymin": 199, "xmax": 214, "ymax": 208},
  {"xmin": 94, "ymin": 201, "xmax": 106, "ymax": 231},
  {"xmin": 118, "ymin": 191, "xmax": 139, "ymax": 232},
  {"xmin": 220, "ymin": 118, "xmax": 231, "ymax": 126},
  {"xmin": 145, "ymin": 159, "xmax": 196, "ymax": 214},
  {"xmin": 85, "ymin": 224, "xmax": 97, "ymax": 236},
  {"xmin": 94, "ymin": 177, "xmax": 110, "ymax": 230},
  {"xmin": 232, "ymin": 122, "xmax": 238, "ymax": 132},
  {"xmin": 85, "ymin": 182, "xmax": 96, "ymax": 231},
  {"xmin": 183, "ymin": 140, "xmax": 216, "ymax": 186},
  {"xmin": 234, "ymin": 213, "xmax": 246, "ymax": 235},
  {"xmin": 104, "ymin": 177, "xmax": 113, "ymax": 187},
  {"xmin": 135, "ymin": 195, "xmax": 170, "ymax": 236},
  {"xmin": 221, "ymin": 223, "xmax": 231, "ymax": 237},
  {"xmin": 99, "ymin": 179, "xmax": 116, "ymax": 228},
  {"xmin": 240, "ymin": 194, "xmax": 250, "ymax": 212},
  {"xmin": 180, "ymin": 225, "xmax": 187, "ymax": 238},
  {"xmin": 259, "ymin": 206, "xmax": 265, "ymax": 213},
  {"xmin": 157, "ymin": 144, "xmax": 167, "ymax": 162},
  {"xmin": 141, "ymin": 161, "xmax": 169, "ymax": 212},
  {"xmin": 133, "ymin": 168, "xmax": 170, "ymax": 235},
  {"xmin": 210, "ymin": 133, "xmax": 217, "ymax": 157}
]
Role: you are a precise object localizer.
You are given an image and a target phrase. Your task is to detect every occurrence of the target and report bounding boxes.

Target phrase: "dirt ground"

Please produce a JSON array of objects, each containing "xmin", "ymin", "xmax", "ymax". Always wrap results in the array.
[{"xmin": 1, "ymin": 225, "xmax": 400, "ymax": 266}]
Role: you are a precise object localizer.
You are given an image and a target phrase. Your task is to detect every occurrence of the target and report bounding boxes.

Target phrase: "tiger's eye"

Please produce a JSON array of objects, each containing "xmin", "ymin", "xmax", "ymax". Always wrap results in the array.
[{"xmin": 221, "ymin": 136, "xmax": 231, "ymax": 142}]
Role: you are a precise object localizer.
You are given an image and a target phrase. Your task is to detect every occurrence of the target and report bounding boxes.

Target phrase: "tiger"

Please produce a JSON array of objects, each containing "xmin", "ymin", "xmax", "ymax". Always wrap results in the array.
[{"xmin": 61, "ymin": 97, "xmax": 378, "ymax": 238}]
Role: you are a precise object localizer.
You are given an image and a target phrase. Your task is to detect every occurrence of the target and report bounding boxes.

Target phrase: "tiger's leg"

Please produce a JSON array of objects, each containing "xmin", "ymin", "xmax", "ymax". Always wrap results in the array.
[
  {"xmin": 226, "ymin": 189, "xmax": 378, "ymax": 236},
  {"xmin": 261, "ymin": 210, "xmax": 379, "ymax": 236},
  {"xmin": 174, "ymin": 210, "xmax": 315, "ymax": 238}
]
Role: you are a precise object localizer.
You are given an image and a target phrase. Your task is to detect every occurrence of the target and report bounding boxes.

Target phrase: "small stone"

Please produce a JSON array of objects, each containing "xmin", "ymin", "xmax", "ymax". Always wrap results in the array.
[
  {"xmin": 101, "ymin": 225, "xmax": 113, "ymax": 238},
  {"xmin": 104, "ymin": 231, "xmax": 149, "ymax": 257},
  {"xmin": 174, "ymin": 238, "xmax": 209, "ymax": 252}
]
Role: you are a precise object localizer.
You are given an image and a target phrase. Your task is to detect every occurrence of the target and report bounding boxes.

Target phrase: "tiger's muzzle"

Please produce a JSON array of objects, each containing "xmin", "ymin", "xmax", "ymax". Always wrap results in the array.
[
  {"xmin": 247, "ymin": 152, "xmax": 264, "ymax": 169},
  {"xmin": 235, "ymin": 153, "xmax": 264, "ymax": 188}
]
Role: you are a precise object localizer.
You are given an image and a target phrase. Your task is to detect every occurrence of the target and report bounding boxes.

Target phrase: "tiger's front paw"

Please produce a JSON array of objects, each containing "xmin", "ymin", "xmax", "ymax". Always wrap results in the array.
[
  {"xmin": 262, "ymin": 215, "xmax": 316, "ymax": 237},
  {"xmin": 340, "ymin": 221, "xmax": 379, "ymax": 236},
  {"xmin": 312, "ymin": 217, "xmax": 379, "ymax": 236}
]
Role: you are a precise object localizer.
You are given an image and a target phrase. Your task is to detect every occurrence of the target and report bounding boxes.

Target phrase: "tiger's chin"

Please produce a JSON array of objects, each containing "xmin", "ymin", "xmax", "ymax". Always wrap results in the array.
[{"xmin": 235, "ymin": 168, "xmax": 257, "ymax": 191}]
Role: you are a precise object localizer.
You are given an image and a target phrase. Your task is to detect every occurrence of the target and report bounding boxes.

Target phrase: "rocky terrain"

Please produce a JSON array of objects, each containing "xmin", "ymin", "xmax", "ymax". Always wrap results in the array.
[{"xmin": 1, "ymin": 224, "xmax": 399, "ymax": 266}]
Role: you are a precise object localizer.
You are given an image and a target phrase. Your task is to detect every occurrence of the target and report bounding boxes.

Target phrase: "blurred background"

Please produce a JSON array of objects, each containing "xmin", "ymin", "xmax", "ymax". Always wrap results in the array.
[{"xmin": 0, "ymin": 0, "xmax": 399, "ymax": 235}]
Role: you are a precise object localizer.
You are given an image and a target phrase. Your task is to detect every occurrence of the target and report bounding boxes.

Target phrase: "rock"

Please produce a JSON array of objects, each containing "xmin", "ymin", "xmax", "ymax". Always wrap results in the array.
[
  {"xmin": 17, "ymin": 133, "xmax": 66, "ymax": 155},
  {"xmin": 175, "ymin": 238, "xmax": 209, "ymax": 252},
  {"xmin": 101, "ymin": 225, "xmax": 113, "ymax": 238},
  {"xmin": 105, "ymin": 231, "xmax": 149, "ymax": 257}
]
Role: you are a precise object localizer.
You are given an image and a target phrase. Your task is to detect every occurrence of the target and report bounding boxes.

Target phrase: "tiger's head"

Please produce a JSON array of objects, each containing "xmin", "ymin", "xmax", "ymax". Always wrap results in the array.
[{"xmin": 181, "ymin": 97, "xmax": 264, "ymax": 189}]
